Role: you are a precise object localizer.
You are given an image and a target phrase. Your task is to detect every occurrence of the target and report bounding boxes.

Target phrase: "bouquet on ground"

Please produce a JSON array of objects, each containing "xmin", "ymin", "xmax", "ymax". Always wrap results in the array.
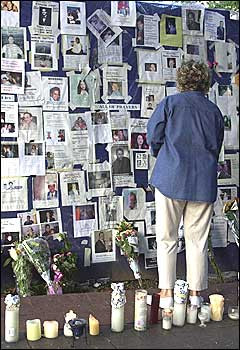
[
  {"xmin": 223, "ymin": 198, "xmax": 239, "ymax": 247},
  {"xmin": 115, "ymin": 221, "xmax": 142, "ymax": 287},
  {"xmin": 50, "ymin": 232, "xmax": 78, "ymax": 293}
]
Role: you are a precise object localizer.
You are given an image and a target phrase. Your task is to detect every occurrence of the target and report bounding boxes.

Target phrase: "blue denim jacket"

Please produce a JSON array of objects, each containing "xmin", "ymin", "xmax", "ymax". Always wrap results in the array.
[{"xmin": 147, "ymin": 91, "xmax": 224, "ymax": 203}]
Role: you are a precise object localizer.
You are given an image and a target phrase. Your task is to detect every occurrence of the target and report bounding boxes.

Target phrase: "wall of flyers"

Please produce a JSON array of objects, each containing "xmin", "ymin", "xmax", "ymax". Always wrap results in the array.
[{"xmin": 1, "ymin": 1, "xmax": 239, "ymax": 281}]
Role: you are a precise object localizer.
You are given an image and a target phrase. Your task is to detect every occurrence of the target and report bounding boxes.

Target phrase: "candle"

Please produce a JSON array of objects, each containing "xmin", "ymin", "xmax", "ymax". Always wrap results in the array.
[
  {"xmin": 172, "ymin": 302, "xmax": 186, "ymax": 327},
  {"xmin": 111, "ymin": 282, "xmax": 126, "ymax": 333},
  {"xmin": 149, "ymin": 293, "xmax": 160, "ymax": 324},
  {"xmin": 209, "ymin": 294, "xmax": 224, "ymax": 321},
  {"xmin": 186, "ymin": 304, "xmax": 198, "ymax": 324},
  {"xmin": 89, "ymin": 314, "xmax": 100, "ymax": 336},
  {"xmin": 5, "ymin": 308, "xmax": 20, "ymax": 343},
  {"xmin": 26, "ymin": 319, "xmax": 41, "ymax": 341},
  {"xmin": 134, "ymin": 289, "xmax": 148, "ymax": 331},
  {"xmin": 200, "ymin": 302, "xmax": 211, "ymax": 322},
  {"xmin": 162, "ymin": 308, "xmax": 173, "ymax": 330},
  {"xmin": 43, "ymin": 321, "xmax": 58, "ymax": 338}
]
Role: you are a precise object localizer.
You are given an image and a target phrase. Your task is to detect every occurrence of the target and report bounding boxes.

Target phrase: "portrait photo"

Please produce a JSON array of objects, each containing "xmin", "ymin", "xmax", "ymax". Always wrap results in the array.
[
  {"xmin": 145, "ymin": 63, "xmax": 157, "ymax": 72},
  {"xmin": 75, "ymin": 204, "xmax": 95, "ymax": 221},
  {"xmin": 100, "ymin": 27, "xmax": 115, "ymax": 44},
  {"xmin": 186, "ymin": 44, "xmax": 199, "ymax": 55},
  {"xmin": 112, "ymin": 129, "xmax": 128, "ymax": 142},
  {"xmin": 131, "ymin": 132, "xmax": 149, "ymax": 150},
  {"xmin": 19, "ymin": 111, "xmax": 37, "ymax": 130},
  {"xmin": 92, "ymin": 112, "xmax": 108, "ymax": 125},
  {"xmin": 223, "ymin": 115, "xmax": 231, "ymax": 130},
  {"xmin": 1, "ymin": 232, "xmax": 19, "ymax": 246},
  {"xmin": 111, "ymin": 145, "xmax": 131, "ymax": 175},
  {"xmin": 1, "ymin": 28, "xmax": 25, "ymax": 59},
  {"xmin": 65, "ymin": 35, "xmax": 87, "ymax": 55},
  {"xmin": 136, "ymin": 15, "xmax": 144, "ymax": 45},
  {"xmin": 88, "ymin": 171, "xmax": 111, "ymax": 190},
  {"xmin": 45, "ymin": 151, "xmax": 54, "ymax": 170},
  {"xmin": 88, "ymin": 14, "xmax": 106, "ymax": 33},
  {"xmin": 218, "ymin": 85, "xmax": 233, "ymax": 97},
  {"xmin": 1, "ymin": 1, "xmax": 19, "ymax": 12},
  {"xmin": 186, "ymin": 10, "xmax": 201, "ymax": 31},
  {"xmin": 105, "ymin": 204, "xmax": 117, "ymax": 222},
  {"xmin": 39, "ymin": 209, "xmax": 57, "ymax": 223},
  {"xmin": 166, "ymin": 17, "xmax": 176, "ymax": 34},
  {"xmin": 1, "ymin": 71, "xmax": 22, "ymax": 87},
  {"xmin": 22, "ymin": 224, "xmax": 40, "ymax": 240},
  {"xmin": 18, "ymin": 211, "xmax": 37, "ymax": 226},
  {"xmin": 1, "ymin": 122, "xmax": 15, "ymax": 135},
  {"xmin": 41, "ymin": 222, "xmax": 59, "ymax": 237},
  {"xmin": 94, "ymin": 229, "xmax": 113, "ymax": 253},
  {"xmin": 25, "ymin": 143, "xmax": 43, "ymax": 156},
  {"xmin": 67, "ymin": 6, "xmax": 81, "ymax": 24},
  {"xmin": 1, "ymin": 144, "xmax": 18, "ymax": 158},
  {"xmin": 217, "ymin": 160, "xmax": 232, "ymax": 179},
  {"xmin": 39, "ymin": 6, "xmax": 52, "ymax": 26},
  {"xmin": 108, "ymin": 81, "xmax": 123, "ymax": 98},
  {"xmin": 67, "ymin": 182, "xmax": 80, "ymax": 197},
  {"xmin": 167, "ymin": 57, "xmax": 176, "ymax": 68},
  {"xmin": 147, "ymin": 236, "xmax": 157, "ymax": 250}
]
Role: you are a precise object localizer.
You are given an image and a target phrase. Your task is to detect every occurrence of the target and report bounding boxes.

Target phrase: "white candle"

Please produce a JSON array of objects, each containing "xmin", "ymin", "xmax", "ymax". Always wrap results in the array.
[
  {"xmin": 162, "ymin": 309, "xmax": 172, "ymax": 330},
  {"xmin": 134, "ymin": 289, "xmax": 148, "ymax": 331},
  {"xmin": 200, "ymin": 302, "xmax": 211, "ymax": 322},
  {"xmin": 209, "ymin": 294, "xmax": 224, "ymax": 321},
  {"xmin": 43, "ymin": 321, "xmax": 58, "ymax": 338},
  {"xmin": 26, "ymin": 319, "xmax": 41, "ymax": 341},
  {"xmin": 111, "ymin": 306, "xmax": 124, "ymax": 332},
  {"xmin": 186, "ymin": 304, "xmax": 198, "ymax": 324},
  {"xmin": 89, "ymin": 314, "xmax": 100, "ymax": 335},
  {"xmin": 173, "ymin": 302, "xmax": 186, "ymax": 327},
  {"xmin": 5, "ymin": 308, "xmax": 19, "ymax": 343}
]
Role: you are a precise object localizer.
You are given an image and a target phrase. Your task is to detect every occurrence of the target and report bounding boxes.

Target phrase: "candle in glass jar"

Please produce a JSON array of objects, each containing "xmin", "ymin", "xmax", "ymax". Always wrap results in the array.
[
  {"xmin": 89, "ymin": 314, "xmax": 100, "ymax": 335},
  {"xmin": 134, "ymin": 289, "xmax": 148, "ymax": 331},
  {"xmin": 201, "ymin": 302, "xmax": 211, "ymax": 322},
  {"xmin": 43, "ymin": 320, "xmax": 58, "ymax": 338},
  {"xmin": 173, "ymin": 302, "xmax": 186, "ymax": 327},
  {"xmin": 111, "ymin": 306, "xmax": 124, "ymax": 332},
  {"xmin": 162, "ymin": 308, "xmax": 173, "ymax": 330},
  {"xmin": 26, "ymin": 319, "xmax": 41, "ymax": 341},
  {"xmin": 186, "ymin": 304, "xmax": 198, "ymax": 324},
  {"xmin": 209, "ymin": 294, "xmax": 224, "ymax": 321}
]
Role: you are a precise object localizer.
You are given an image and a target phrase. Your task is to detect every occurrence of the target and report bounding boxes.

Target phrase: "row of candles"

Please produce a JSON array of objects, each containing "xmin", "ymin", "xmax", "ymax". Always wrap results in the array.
[{"xmin": 5, "ymin": 281, "xmax": 238, "ymax": 343}]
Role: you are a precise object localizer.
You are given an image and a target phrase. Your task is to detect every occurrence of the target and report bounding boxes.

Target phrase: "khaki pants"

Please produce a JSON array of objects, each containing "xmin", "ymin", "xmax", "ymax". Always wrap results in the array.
[{"xmin": 155, "ymin": 188, "xmax": 213, "ymax": 291}]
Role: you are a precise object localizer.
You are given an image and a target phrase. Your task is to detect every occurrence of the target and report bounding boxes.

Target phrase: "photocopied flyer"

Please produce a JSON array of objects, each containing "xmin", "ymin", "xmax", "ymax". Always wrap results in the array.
[
  {"xmin": 17, "ymin": 71, "xmax": 44, "ymax": 106},
  {"xmin": 1, "ymin": 176, "xmax": 28, "ymax": 212},
  {"xmin": 1, "ymin": 101, "xmax": 18, "ymax": 138},
  {"xmin": 133, "ymin": 13, "xmax": 160, "ymax": 48},
  {"xmin": 32, "ymin": 173, "xmax": 59, "ymax": 209},
  {"xmin": 1, "ymin": 58, "xmax": 25, "ymax": 94},
  {"xmin": 1, "ymin": 1, "xmax": 20, "ymax": 27},
  {"xmin": 60, "ymin": 170, "xmax": 87, "ymax": 206},
  {"xmin": 204, "ymin": 11, "xmax": 226, "ymax": 42},
  {"xmin": 111, "ymin": 0, "xmax": 136, "ymax": 27},
  {"xmin": 60, "ymin": 1, "xmax": 86, "ymax": 35},
  {"xmin": 73, "ymin": 202, "xmax": 98, "ymax": 237},
  {"xmin": 30, "ymin": 1, "xmax": 60, "ymax": 37},
  {"xmin": 1, "ymin": 218, "xmax": 21, "ymax": 246},
  {"xmin": 91, "ymin": 229, "xmax": 116, "ymax": 263}
]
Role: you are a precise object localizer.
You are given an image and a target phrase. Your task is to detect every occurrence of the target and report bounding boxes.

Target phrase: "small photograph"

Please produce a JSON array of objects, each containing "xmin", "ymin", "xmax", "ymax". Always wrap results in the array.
[
  {"xmin": 1, "ymin": 112, "xmax": 5, "ymax": 123},
  {"xmin": 218, "ymin": 85, "xmax": 233, "ymax": 97},
  {"xmin": 1, "ymin": 232, "xmax": 19, "ymax": 245},
  {"xmin": 2, "ymin": 180, "xmax": 16, "ymax": 190},
  {"xmin": 75, "ymin": 204, "xmax": 95, "ymax": 221},
  {"xmin": 41, "ymin": 222, "xmax": 59, "ymax": 237},
  {"xmin": 88, "ymin": 171, "xmax": 111, "ymax": 189},
  {"xmin": 105, "ymin": 204, "xmax": 117, "ymax": 222},
  {"xmin": 109, "ymin": 36, "xmax": 119, "ymax": 46},
  {"xmin": 71, "ymin": 116, "xmax": 87, "ymax": 131},
  {"xmin": 22, "ymin": 224, "xmax": 40, "ymax": 239},
  {"xmin": 1, "ymin": 1, "xmax": 19, "ymax": 11},
  {"xmin": 112, "ymin": 129, "xmax": 128, "ymax": 142},
  {"xmin": 19, "ymin": 212, "xmax": 37, "ymax": 225},
  {"xmin": 136, "ymin": 15, "xmax": 144, "ymax": 45},
  {"xmin": 117, "ymin": 1, "xmax": 130, "ymax": 16},
  {"xmin": 1, "ymin": 144, "xmax": 18, "ymax": 158},
  {"xmin": 94, "ymin": 229, "xmax": 113, "ymax": 253},
  {"xmin": 217, "ymin": 160, "xmax": 231, "ymax": 179},
  {"xmin": 57, "ymin": 129, "xmax": 65, "ymax": 142},
  {"xmin": 19, "ymin": 111, "xmax": 37, "ymax": 130},
  {"xmin": 145, "ymin": 63, "xmax": 157, "ymax": 72},
  {"xmin": 92, "ymin": 112, "xmax": 108, "ymax": 125},
  {"xmin": 216, "ymin": 20, "xmax": 225, "ymax": 40},
  {"xmin": 151, "ymin": 210, "xmax": 156, "ymax": 225},
  {"xmin": 186, "ymin": 10, "xmax": 201, "ymax": 31},
  {"xmin": 1, "ymin": 123, "xmax": 15, "ymax": 134},
  {"xmin": 124, "ymin": 190, "xmax": 137, "ymax": 210},
  {"xmin": 186, "ymin": 44, "xmax": 199, "ymax": 55},
  {"xmin": 111, "ymin": 145, "xmax": 131, "ymax": 175},
  {"xmin": 1, "ymin": 71, "xmax": 22, "ymax": 87},
  {"xmin": 100, "ymin": 28, "xmax": 115, "ymax": 44},
  {"xmin": 167, "ymin": 57, "xmax": 177, "ymax": 69},
  {"xmin": 147, "ymin": 236, "xmax": 157, "ymax": 250},
  {"xmin": 77, "ymin": 80, "xmax": 89, "ymax": 101},
  {"xmin": 65, "ymin": 36, "xmax": 87, "ymax": 55},
  {"xmin": 25, "ymin": 143, "xmax": 43, "ymax": 156},
  {"xmin": 33, "ymin": 176, "xmax": 46, "ymax": 201},
  {"xmin": 88, "ymin": 14, "xmax": 107, "ymax": 33},
  {"xmin": 131, "ymin": 132, "xmax": 149, "ymax": 150},
  {"xmin": 66, "ymin": 6, "xmax": 81, "ymax": 24},
  {"xmin": 35, "ymin": 42, "xmax": 51, "ymax": 54},
  {"xmin": 67, "ymin": 182, "xmax": 80, "ymax": 198},
  {"xmin": 46, "ymin": 183, "xmax": 58, "ymax": 200},
  {"xmin": 39, "ymin": 6, "xmax": 52, "ymax": 26},
  {"xmin": 39, "ymin": 209, "xmax": 58, "ymax": 223},
  {"xmin": 108, "ymin": 81, "xmax": 122, "ymax": 98},
  {"xmin": 45, "ymin": 151, "xmax": 54, "ymax": 170},
  {"xmin": 223, "ymin": 115, "xmax": 231, "ymax": 130},
  {"xmin": 34, "ymin": 54, "xmax": 53, "ymax": 68},
  {"xmin": 49, "ymin": 86, "xmax": 61, "ymax": 103},
  {"xmin": 1, "ymin": 30, "xmax": 24, "ymax": 59},
  {"xmin": 166, "ymin": 17, "xmax": 177, "ymax": 34},
  {"xmin": 219, "ymin": 188, "xmax": 231, "ymax": 201}
]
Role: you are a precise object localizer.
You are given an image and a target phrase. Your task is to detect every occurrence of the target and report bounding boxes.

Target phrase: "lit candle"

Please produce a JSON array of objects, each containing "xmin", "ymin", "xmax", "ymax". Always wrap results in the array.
[
  {"xmin": 111, "ymin": 282, "xmax": 126, "ymax": 333},
  {"xmin": 186, "ymin": 304, "xmax": 198, "ymax": 324},
  {"xmin": 43, "ymin": 320, "xmax": 58, "ymax": 338},
  {"xmin": 162, "ymin": 308, "xmax": 173, "ymax": 330},
  {"xmin": 26, "ymin": 319, "xmax": 41, "ymax": 341},
  {"xmin": 172, "ymin": 302, "xmax": 186, "ymax": 327},
  {"xmin": 134, "ymin": 289, "xmax": 148, "ymax": 331},
  {"xmin": 200, "ymin": 302, "xmax": 211, "ymax": 322},
  {"xmin": 209, "ymin": 294, "xmax": 224, "ymax": 321},
  {"xmin": 89, "ymin": 314, "xmax": 100, "ymax": 336}
]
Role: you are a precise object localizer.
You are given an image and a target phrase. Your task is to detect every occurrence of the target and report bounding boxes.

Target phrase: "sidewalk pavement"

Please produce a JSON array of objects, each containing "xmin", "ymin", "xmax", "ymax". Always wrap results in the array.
[{"xmin": 1, "ymin": 281, "xmax": 239, "ymax": 349}]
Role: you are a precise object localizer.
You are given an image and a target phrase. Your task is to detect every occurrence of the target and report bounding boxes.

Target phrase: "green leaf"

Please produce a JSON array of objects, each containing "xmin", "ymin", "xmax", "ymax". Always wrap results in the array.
[{"xmin": 3, "ymin": 257, "xmax": 12, "ymax": 267}]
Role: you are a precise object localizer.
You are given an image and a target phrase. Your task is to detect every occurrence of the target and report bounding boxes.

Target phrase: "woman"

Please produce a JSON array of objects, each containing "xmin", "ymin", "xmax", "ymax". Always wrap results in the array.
[
  {"xmin": 147, "ymin": 60, "xmax": 224, "ymax": 308},
  {"xmin": 133, "ymin": 134, "xmax": 148, "ymax": 149}
]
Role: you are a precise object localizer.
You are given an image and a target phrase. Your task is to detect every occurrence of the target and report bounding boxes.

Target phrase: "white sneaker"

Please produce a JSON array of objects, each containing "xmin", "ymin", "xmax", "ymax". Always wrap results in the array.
[{"xmin": 189, "ymin": 295, "xmax": 204, "ymax": 308}]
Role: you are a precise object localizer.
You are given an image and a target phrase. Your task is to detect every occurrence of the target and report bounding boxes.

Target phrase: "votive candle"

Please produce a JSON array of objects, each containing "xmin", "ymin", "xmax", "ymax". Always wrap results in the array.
[
  {"xmin": 26, "ymin": 319, "xmax": 41, "ymax": 341},
  {"xmin": 43, "ymin": 320, "xmax": 58, "ymax": 338},
  {"xmin": 89, "ymin": 314, "xmax": 100, "ymax": 335},
  {"xmin": 111, "ymin": 306, "xmax": 124, "ymax": 332},
  {"xmin": 201, "ymin": 302, "xmax": 211, "ymax": 322},
  {"xmin": 162, "ymin": 308, "xmax": 173, "ymax": 330},
  {"xmin": 186, "ymin": 304, "xmax": 198, "ymax": 324},
  {"xmin": 209, "ymin": 294, "xmax": 224, "ymax": 321},
  {"xmin": 134, "ymin": 289, "xmax": 148, "ymax": 331}
]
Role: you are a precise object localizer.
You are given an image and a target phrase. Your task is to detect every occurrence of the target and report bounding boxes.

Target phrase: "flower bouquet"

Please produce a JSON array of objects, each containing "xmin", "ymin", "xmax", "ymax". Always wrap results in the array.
[
  {"xmin": 223, "ymin": 198, "xmax": 239, "ymax": 247},
  {"xmin": 115, "ymin": 221, "xmax": 142, "ymax": 287},
  {"xmin": 4, "ymin": 294, "xmax": 20, "ymax": 311}
]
